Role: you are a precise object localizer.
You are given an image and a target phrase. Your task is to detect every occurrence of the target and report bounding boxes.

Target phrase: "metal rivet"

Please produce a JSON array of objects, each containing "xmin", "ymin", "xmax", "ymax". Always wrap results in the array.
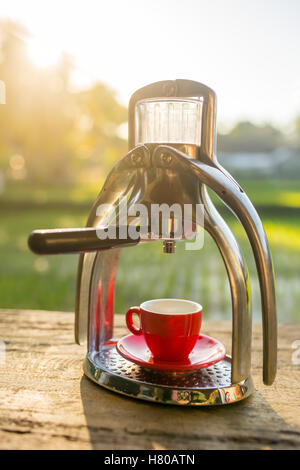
[
  {"xmin": 131, "ymin": 152, "xmax": 143, "ymax": 165},
  {"xmin": 161, "ymin": 153, "xmax": 172, "ymax": 165}
]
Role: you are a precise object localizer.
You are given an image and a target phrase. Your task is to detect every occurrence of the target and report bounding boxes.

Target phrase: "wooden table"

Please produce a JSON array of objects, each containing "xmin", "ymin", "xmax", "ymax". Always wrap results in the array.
[{"xmin": 0, "ymin": 309, "xmax": 299, "ymax": 450}]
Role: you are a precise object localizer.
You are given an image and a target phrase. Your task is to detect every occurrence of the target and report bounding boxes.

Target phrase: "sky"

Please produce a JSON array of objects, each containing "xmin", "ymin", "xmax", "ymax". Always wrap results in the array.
[{"xmin": 1, "ymin": 0, "xmax": 300, "ymax": 129}]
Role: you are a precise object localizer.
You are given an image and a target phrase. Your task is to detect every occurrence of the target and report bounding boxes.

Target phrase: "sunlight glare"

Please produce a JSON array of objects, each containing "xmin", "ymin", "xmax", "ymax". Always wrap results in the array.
[{"xmin": 27, "ymin": 37, "xmax": 62, "ymax": 68}]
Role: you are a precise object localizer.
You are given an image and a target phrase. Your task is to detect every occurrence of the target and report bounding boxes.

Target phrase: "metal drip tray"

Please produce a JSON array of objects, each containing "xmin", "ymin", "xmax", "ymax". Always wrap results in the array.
[{"xmin": 84, "ymin": 346, "xmax": 254, "ymax": 406}]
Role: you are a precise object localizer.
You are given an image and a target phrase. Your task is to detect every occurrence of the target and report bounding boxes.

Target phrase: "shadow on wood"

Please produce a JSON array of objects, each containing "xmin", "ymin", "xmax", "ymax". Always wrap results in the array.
[{"xmin": 80, "ymin": 374, "xmax": 298, "ymax": 450}]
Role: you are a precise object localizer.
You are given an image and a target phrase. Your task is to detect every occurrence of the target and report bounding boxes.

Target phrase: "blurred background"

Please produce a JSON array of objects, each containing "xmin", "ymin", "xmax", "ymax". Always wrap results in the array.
[{"xmin": 0, "ymin": 0, "xmax": 299, "ymax": 323}]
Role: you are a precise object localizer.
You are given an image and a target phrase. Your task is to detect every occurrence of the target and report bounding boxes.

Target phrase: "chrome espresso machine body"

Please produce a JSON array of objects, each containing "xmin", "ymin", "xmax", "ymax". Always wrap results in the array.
[{"xmin": 29, "ymin": 80, "xmax": 277, "ymax": 406}]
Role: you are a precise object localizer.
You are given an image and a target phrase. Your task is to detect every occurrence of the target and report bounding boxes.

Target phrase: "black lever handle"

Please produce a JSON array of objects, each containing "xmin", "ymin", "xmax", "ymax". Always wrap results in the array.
[{"xmin": 28, "ymin": 227, "xmax": 140, "ymax": 255}]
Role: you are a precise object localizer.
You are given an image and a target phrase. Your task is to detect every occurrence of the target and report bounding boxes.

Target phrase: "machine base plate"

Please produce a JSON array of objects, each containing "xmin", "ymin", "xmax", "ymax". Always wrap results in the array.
[{"xmin": 84, "ymin": 347, "xmax": 254, "ymax": 406}]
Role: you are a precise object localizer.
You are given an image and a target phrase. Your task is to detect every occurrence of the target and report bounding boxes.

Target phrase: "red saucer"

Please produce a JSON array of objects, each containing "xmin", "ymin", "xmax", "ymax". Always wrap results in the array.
[{"xmin": 116, "ymin": 334, "xmax": 226, "ymax": 372}]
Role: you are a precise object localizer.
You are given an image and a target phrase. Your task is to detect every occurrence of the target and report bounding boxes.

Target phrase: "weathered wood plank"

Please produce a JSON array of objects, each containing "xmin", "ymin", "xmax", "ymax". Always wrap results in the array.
[{"xmin": 0, "ymin": 309, "xmax": 299, "ymax": 449}]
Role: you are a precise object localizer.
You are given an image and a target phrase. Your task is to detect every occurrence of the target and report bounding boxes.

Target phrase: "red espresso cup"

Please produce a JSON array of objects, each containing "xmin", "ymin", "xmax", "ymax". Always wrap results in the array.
[{"xmin": 125, "ymin": 299, "xmax": 202, "ymax": 362}]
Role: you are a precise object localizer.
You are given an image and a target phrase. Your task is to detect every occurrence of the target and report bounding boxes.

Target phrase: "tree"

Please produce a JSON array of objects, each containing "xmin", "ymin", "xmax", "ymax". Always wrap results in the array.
[
  {"xmin": 218, "ymin": 121, "xmax": 283, "ymax": 153},
  {"xmin": 74, "ymin": 83, "xmax": 127, "ymax": 179},
  {"xmin": 291, "ymin": 116, "xmax": 300, "ymax": 149},
  {"xmin": 0, "ymin": 20, "xmax": 127, "ymax": 185}
]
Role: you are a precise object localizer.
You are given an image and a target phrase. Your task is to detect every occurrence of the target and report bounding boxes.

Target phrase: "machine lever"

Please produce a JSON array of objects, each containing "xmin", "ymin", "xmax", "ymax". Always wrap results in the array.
[{"xmin": 28, "ymin": 227, "xmax": 140, "ymax": 255}]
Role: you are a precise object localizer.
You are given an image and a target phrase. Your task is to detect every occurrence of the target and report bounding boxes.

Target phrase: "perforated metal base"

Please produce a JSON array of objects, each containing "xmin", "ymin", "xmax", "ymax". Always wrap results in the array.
[{"xmin": 84, "ymin": 346, "xmax": 254, "ymax": 406}]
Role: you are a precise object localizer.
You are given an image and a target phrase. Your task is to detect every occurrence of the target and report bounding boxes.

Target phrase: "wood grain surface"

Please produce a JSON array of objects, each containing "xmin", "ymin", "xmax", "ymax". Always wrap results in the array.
[{"xmin": 0, "ymin": 309, "xmax": 299, "ymax": 450}]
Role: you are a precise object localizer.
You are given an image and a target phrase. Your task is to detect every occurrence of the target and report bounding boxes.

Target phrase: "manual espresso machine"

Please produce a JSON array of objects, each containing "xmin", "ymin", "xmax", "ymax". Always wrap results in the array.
[{"xmin": 29, "ymin": 80, "xmax": 277, "ymax": 406}]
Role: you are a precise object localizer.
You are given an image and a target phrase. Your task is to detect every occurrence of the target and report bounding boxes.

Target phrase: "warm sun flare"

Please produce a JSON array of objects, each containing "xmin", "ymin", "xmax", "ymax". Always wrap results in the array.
[{"xmin": 27, "ymin": 37, "xmax": 62, "ymax": 68}]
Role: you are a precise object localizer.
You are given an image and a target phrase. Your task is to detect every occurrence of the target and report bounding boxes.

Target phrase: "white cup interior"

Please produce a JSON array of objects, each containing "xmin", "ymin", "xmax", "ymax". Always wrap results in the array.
[{"xmin": 141, "ymin": 298, "xmax": 202, "ymax": 315}]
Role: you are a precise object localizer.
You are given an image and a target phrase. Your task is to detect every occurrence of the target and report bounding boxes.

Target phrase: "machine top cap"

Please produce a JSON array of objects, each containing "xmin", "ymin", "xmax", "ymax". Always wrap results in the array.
[{"xmin": 135, "ymin": 97, "xmax": 203, "ymax": 146}]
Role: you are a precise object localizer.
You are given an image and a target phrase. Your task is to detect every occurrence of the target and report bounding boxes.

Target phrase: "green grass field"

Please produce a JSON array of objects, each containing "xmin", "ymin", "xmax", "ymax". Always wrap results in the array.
[
  {"xmin": 2, "ymin": 178, "xmax": 300, "ymax": 209},
  {"xmin": 1, "ymin": 181, "xmax": 299, "ymax": 323}
]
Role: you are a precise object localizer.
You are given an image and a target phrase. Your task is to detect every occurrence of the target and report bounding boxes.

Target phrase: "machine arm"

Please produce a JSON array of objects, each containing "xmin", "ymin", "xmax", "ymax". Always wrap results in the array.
[{"xmin": 153, "ymin": 145, "xmax": 277, "ymax": 385}]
